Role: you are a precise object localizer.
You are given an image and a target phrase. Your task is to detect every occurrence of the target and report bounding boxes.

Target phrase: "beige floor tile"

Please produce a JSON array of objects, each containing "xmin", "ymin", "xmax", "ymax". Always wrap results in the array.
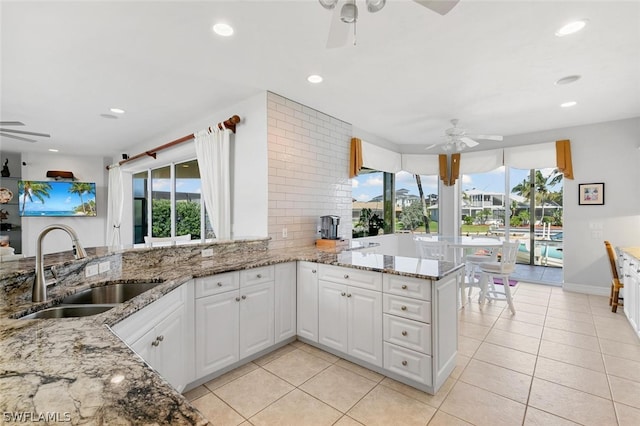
[
  {"xmin": 450, "ymin": 353, "xmax": 471, "ymax": 379},
  {"xmin": 591, "ymin": 305, "xmax": 626, "ymax": 317},
  {"xmin": 533, "ymin": 357, "xmax": 610, "ymax": 399},
  {"xmin": 347, "ymin": 385, "xmax": 436, "ymax": 426},
  {"xmin": 542, "ymin": 327, "xmax": 600, "ymax": 352},
  {"xmin": 249, "ymin": 389, "xmax": 341, "ymax": 426},
  {"xmin": 473, "ymin": 342, "xmax": 537, "ymax": 376},
  {"xmin": 528, "ymin": 378, "xmax": 617, "ymax": 426},
  {"xmin": 544, "ymin": 316, "xmax": 597, "ymax": 336},
  {"xmin": 427, "ymin": 410, "xmax": 473, "ymax": 425},
  {"xmin": 299, "ymin": 365, "xmax": 377, "ymax": 413},
  {"xmin": 182, "ymin": 385, "xmax": 210, "ymax": 402},
  {"xmin": 334, "ymin": 359, "xmax": 385, "ymax": 383},
  {"xmin": 510, "ymin": 301, "xmax": 548, "ymax": 316},
  {"xmin": 253, "ymin": 343, "xmax": 297, "ymax": 366},
  {"xmin": 458, "ymin": 321, "xmax": 491, "ymax": 340},
  {"xmin": 513, "ymin": 294, "xmax": 549, "ymax": 307},
  {"xmin": 609, "ymin": 375, "xmax": 640, "ymax": 409},
  {"xmin": 493, "ymin": 317, "xmax": 543, "ymax": 338},
  {"xmin": 203, "ymin": 362, "xmax": 259, "ymax": 391},
  {"xmin": 214, "ymin": 368, "xmax": 294, "ymax": 418},
  {"xmin": 262, "ymin": 348, "xmax": 331, "ymax": 386},
  {"xmin": 459, "ymin": 359, "xmax": 532, "ymax": 404},
  {"xmin": 191, "ymin": 392, "xmax": 245, "ymax": 426},
  {"xmin": 458, "ymin": 310, "xmax": 499, "ymax": 327},
  {"xmin": 501, "ymin": 309, "xmax": 546, "ymax": 326},
  {"xmin": 379, "ymin": 376, "xmax": 455, "ymax": 409},
  {"xmin": 291, "ymin": 339, "xmax": 307, "ymax": 348},
  {"xmin": 439, "ymin": 381, "xmax": 526, "ymax": 426},
  {"xmin": 546, "ymin": 307, "xmax": 594, "ymax": 324},
  {"xmin": 458, "ymin": 335, "xmax": 482, "ymax": 357},
  {"xmin": 603, "ymin": 354, "xmax": 640, "ymax": 382},
  {"xmin": 538, "ymin": 339, "xmax": 604, "ymax": 372},
  {"xmin": 462, "ymin": 301, "xmax": 505, "ymax": 316},
  {"xmin": 616, "ymin": 402, "xmax": 640, "ymax": 426},
  {"xmin": 523, "ymin": 407, "xmax": 581, "ymax": 425},
  {"xmin": 592, "ymin": 313, "xmax": 631, "ymax": 328},
  {"xmin": 599, "ymin": 337, "xmax": 640, "ymax": 362},
  {"xmin": 334, "ymin": 415, "xmax": 365, "ymax": 426},
  {"xmin": 547, "ymin": 300, "xmax": 591, "ymax": 314},
  {"xmin": 595, "ymin": 323, "xmax": 640, "ymax": 343},
  {"xmin": 296, "ymin": 343, "xmax": 341, "ymax": 363},
  {"xmin": 485, "ymin": 328, "xmax": 540, "ymax": 355}
]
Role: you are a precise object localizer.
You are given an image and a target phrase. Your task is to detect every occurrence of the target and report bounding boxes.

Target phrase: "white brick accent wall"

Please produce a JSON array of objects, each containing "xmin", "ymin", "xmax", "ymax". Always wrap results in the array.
[{"xmin": 267, "ymin": 92, "xmax": 352, "ymax": 249}]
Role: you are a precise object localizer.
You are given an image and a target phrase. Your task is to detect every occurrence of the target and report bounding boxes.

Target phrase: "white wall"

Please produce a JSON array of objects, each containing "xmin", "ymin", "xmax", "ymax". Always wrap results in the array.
[
  {"xmin": 20, "ymin": 152, "xmax": 109, "ymax": 256},
  {"xmin": 117, "ymin": 92, "xmax": 268, "ymax": 244},
  {"xmin": 506, "ymin": 117, "xmax": 640, "ymax": 294}
]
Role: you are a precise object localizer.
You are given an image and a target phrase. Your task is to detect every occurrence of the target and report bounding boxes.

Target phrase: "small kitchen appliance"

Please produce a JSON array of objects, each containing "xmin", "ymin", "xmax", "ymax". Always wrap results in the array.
[{"xmin": 320, "ymin": 215, "xmax": 340, "ymax": 240}]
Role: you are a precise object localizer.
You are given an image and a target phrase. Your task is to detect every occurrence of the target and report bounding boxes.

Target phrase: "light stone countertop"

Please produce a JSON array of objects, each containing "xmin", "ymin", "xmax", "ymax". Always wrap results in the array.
[{"xmin": 0, "ymin": 239, "xmax": 461, "ymax": 425}]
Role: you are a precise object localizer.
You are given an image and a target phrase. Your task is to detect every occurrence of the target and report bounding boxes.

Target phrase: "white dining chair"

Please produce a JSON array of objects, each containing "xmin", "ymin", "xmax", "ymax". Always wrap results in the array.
[
  {"xmin": 463, "ymin": 236, "xmax": 502, "ymax": 300},
  {"xmin": 414, "ymin": 237, "xmax": 449, "ymax": 261},
  {"xmin": 478, "ymin": 240, "xmax": 520, "ymax": 314}
]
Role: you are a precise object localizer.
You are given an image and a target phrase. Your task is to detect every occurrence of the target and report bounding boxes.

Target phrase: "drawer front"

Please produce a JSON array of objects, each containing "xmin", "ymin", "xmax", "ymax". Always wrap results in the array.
[
  {"xmin": 240, "ymin": 265, "xmax": 275, "ymax": 287},
  {"xmin": 195, "ymin": 271, "xmax": 239, "ymax": 298},
  {"xmin": 383, "ymin": 342, "xmax": 432, "ymax": 385},
  {"xmin": 318, "ymin": 264, "xmax": 382, "ymax": 291},
  {"xmin": 383, "ymin": 274, "xmax": 431, "ymax": 301},
  {"xmin": 383, "ymin": 314, "xmax": 431, "ymax": 355},
  {"xmin": 383, "ymin": 294, "xmax": 431, "ymax": 323}
]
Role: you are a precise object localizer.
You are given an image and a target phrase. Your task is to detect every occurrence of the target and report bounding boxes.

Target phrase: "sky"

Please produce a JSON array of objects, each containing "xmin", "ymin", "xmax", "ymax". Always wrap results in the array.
[
  {"xmin": 352, "ymin": 167, "xmax": 562, "ymax": 202},
  {"xmin": 19, "ymin": 181, "xmax": 96, "ymax": 212}
]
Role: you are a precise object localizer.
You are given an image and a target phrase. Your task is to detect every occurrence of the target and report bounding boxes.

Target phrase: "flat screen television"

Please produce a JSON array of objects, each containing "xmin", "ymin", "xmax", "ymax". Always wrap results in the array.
[{"xmin": 18, "ymin": 181, "xmax": 97, "ymax": 217}]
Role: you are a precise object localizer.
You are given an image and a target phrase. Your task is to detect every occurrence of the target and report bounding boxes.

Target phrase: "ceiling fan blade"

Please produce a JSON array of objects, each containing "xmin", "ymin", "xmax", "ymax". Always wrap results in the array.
[
  {"xmin": 412, "ymin": 0, "xmax": 460, "ymax": 15},
  {"xmin": 0, "ymin": 128, "xmax": 50, "ymax": 138},
  {"xmin": 0, "ymin": 132, "xmax": 37, "ymax": 143},
  {"xmin": 0, "ymin": 121, "xmax": 25, "ymax": 126},
  {"xmin": 460, "ymin": 137, "xmax": 479, "ymax": 147},
  {"xmin": 468, "ymin": 134, "xmax": 504, "ymax": 141},
  {"xmin": 423, "ymin": 144, "xmax": 437, "ymax": 151},
  {"xmin": 326, "ymin": 6, "xmax": 350, "ymax": 48}
]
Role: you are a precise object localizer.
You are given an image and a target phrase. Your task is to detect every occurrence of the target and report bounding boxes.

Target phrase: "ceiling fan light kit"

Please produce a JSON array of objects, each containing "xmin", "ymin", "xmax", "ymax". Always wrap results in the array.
[
  {"xmin": 340, "ymin": 1, "xmax": 358, "ymax": 24},
  {"xmin": 319, "ymin": 0, "xmax": 339, "ymax": 10},
  {"xmin": 366, "ymin": 0, "xmax": 386, "ymax": 13}
]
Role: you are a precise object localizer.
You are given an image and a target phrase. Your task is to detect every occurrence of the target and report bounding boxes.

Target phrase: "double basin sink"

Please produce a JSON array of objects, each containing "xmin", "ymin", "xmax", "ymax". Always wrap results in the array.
[{"xmin": 21, "ymin": 282, "xmax": 163, "ymax": 319}]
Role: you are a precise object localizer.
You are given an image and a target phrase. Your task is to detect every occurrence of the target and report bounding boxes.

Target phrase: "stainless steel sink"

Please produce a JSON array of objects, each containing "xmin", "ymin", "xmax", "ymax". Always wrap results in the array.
[
  {"xmin": 21, "ymin": 305, "xmax": 115, "ymax": 319},
  {"xmin": 61, "ymin": 282, "xmax": 163, "ymax": 304}
]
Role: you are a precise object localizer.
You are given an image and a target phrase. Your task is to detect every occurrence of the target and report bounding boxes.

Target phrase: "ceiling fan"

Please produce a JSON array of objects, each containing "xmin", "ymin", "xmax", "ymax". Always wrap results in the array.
[
  {"xmin": 321, "ymin": 0, "xmax": 460, "ymax": 47},
  {"xmin": 0, "ymin": 121, "xmax": 51, "ymax": 143},
  {"xmin": 425, "ymin": 119, "xmax": 503, "ymax": 152}
]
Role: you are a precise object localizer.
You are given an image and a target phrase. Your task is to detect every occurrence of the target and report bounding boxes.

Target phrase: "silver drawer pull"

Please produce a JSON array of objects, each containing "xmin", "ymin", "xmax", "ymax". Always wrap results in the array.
[
  {"xmin": 344, "ymin": 274, "xmax": 349, "ymax": 279},
  {"xmin": 241, "ymin": 295, "xmax": 247, "ymax": 300},
  {"xmin": 401, "ymin": 331, "xmax": 408, "ymax": 336},
  {"xmin": 257, "ymin": 274, "xmax": 262, "ymax": 278},
  {"xmin": 312, "ymin": 269, "xmax": 317, "ymax": 273},
  {"xmin": 217, "ymin": 282, "xmax": 223, "ymax": 287},
  {"xmin": 347, "ymin": 293, "xmax": 352, "ymax": 298},
  {"xmin": 401, "ymin": 285, "xmax": 408, "ymax": 290},
  {"xmin": 401, "ymin": 360, "xmax": 408, "ymax": 366},
  {"xmin": 157, "ymin": 335, "xmax": 164, "ymax": 342},
  {"xmin": 341, "ymin": 292, "xmax": 346, "ymax": 296},
  {"xmin": 235, "ymin": 297, "xmax": 241, "ymax": 302},
  {"xmin": 152, "ymin": 340, "xmax": 159, "ymax": 347},
  {"xmin": 401, "ymin": 306, "xmax": 407, "ymax": 311}
]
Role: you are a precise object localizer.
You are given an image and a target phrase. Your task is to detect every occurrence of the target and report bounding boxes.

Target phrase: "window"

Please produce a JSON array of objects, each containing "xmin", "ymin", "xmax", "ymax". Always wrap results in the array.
[{"xmin": 132, "ymin": 159, "xmax": 207, "ymax": 244}]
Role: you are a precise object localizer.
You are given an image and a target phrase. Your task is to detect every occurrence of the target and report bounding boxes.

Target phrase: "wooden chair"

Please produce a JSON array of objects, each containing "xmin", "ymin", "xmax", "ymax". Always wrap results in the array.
[{"xmin": 604, "ymin": 241, "xmax": 624, "ymax": 313}]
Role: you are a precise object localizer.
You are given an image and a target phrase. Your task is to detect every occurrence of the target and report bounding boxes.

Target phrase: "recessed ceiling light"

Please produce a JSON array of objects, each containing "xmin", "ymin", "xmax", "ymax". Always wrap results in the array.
[
  {"xmin": 307, "ymin": 74, "xmax": 323, "ymax": 84},
  {"xmin": 555, "ymin": 75, "xmax": 581, "ymax": 85},
  {"xmin": 100, "ymin": 113, "xmax": 118, "ymax": 119},
  {"xmin": 110, "ymin": 107, "xmax": 125, "ymax": 114},
  {"xmin": 48, "ymin": 148, "xmax": 59, "ymax": 152},
  {"xmin": 560, "ymin": 101, "xmax": 577, "ymax": 108},
  {"xmin": 555, "ymin": 19, "xmax": 588, "ymax": 37},
  {"xmin": 213, "ymin": 23, "xmax": 234, "ymax": 37}
]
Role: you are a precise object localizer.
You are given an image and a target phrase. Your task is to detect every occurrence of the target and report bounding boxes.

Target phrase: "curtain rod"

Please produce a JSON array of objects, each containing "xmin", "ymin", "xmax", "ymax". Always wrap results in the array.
[{"xmin": 107, "ymin": 114, "xmax": 241, "ymax": 170}]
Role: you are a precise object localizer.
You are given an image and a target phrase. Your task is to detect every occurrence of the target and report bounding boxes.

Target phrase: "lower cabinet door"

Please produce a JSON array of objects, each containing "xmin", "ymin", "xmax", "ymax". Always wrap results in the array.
[
  {"xmin": 196, "ymin": 290, "xmax": 240, "ymax": 377},
  {"xmin": 275, "ymin": 262, "xmax": 297, "ymax": 343},
  {"xmin": 155, "ymin": 305, "xmax": 187, "ymax": 391},
  {"xmin": 348, "ymin": 286, "xmax": 383, "ymax": 367},
  {"xmin": 240, "ymin": 281, "xmax": 275, "ymax": 359},
  {"xmin": 318, "ymin": 280, "xmax": 348, "ymax": 352},
  {"xmin": 384, "ymin": 342, "xmax": 432, "ymax": 385}
]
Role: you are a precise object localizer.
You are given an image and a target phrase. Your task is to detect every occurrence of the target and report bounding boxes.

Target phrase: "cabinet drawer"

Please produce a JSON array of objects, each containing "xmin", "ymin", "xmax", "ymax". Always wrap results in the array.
[
  {"xmin": 384, "ymin": 342, "xmax": 432, "ymax": 385},
  {"xmin": 383, "ymin": 314, "xmax": 431, "ymax": 355},
  {"xmin": 240, "ymin": 265, "xmax": 275, "ymax": 287},
  {"xmin": 195, "ymin": 271, "xmax": 239, "ymax": 298},
  {"xmin": 383, "ymin": 274, "xmax": 431, "ymax": 301},
  {"xmin": 383, "ymin": 294, "xmax": 431, "ymax": 323},
  {"xmin": 319, "ymin": 264, "xmax": 382, "ymax": 291}
]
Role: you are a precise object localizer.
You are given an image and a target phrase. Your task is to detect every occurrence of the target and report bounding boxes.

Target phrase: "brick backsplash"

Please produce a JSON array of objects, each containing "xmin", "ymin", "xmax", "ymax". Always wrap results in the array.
[{"xmin": 267, "ymin": 92, "xmax": 352, "ymax": 249}]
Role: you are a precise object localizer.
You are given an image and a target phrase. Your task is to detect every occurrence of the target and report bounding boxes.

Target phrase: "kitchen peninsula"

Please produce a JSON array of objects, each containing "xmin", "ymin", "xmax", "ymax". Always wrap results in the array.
[{"xmin": 0, "ymin": 239, "xmax": 462, "ymax": 424}]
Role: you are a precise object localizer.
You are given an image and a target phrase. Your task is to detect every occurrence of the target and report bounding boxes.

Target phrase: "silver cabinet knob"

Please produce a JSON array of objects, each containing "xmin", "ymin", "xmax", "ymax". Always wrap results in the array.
[
  {"xmin": 157, "ymin": 335, "xmax": 164, "ymax": 342},
  {"xmin": 341, "ymin": 292, "xmax": 346, "ymax": 296},
  {"xmin": 257, "ymin": 273, "xmax": 262, "ymax": 278},
  {"xmin": 152, "ymin": 340, "xmax": 159, "ymax": 347},
  {"xmin": 344, "ymin": 274, "xmax": 349, "ymax": 279},
  {"xmin": 241, "ymin": 295, "xmax": 247, "ymax": 300},
  {"xmin": 217, "ymin": 282, "xmax": 223, "ymax": 287},
  {"xmin": 312, "ymin": 269, "xmax": 317, "ymax": 274},
  {"xmin": 401, "ymin": 360, "xmax": 408, "ymax": 366},
  {"xmin": 401, "ymin": 285, "xmax": 408, "ymax": 290},
  {"xmin": 235, "ymin": 297, "xmax": 241, "ymax": 302},
  {"xmin": 401, "ymin": 306, "xmax": 407, "ymax": 311},
  {"xmin": 401, "ymin": 331, "xmax": 408, "ymax": 336},
  {"xmin": 347, "ymin": 293, "xmax": 352, "ymax": 298}
]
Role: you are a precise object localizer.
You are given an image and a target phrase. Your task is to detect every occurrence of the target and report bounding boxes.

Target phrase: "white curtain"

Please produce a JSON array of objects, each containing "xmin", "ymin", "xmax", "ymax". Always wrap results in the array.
[
  {"xmin": 361, "ymin": 140, "xmax": 403, "ymax": 173},
  {"xmin": 401, "ymin": 154, "xmax": 440, "ymax": 175},
  {"xmin": 504, "ymin": 142, "xmax": 556, "ymax": 169},
  {"xmin": 106, "ymin": 164, "xmax": 124, "ymax": 247},
  {"xmin": 195, "ymin": 126, "xmax": 231, "ymax": 240},
  {"xmin": 460, "ymin": 149, "xmax": 504, "ymax": 174}
]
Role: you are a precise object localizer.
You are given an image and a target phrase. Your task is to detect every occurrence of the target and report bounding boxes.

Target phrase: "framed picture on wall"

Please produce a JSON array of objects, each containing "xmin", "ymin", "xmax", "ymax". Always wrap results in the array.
[{"xmin": 578, "ymin": 182, "xmax": 605, "ymax": 205}]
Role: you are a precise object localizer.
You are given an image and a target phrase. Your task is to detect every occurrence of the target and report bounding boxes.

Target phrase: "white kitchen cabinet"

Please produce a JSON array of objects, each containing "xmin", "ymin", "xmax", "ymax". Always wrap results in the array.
[
  {"xmin": 240, "ymin": 280, "xmax": 275, "ymax": 358},
  {"xmin": 274, "ymin": 262, "xmax": 297, "ymax": 343},
  {"xmin": 622, "ymin": 252, "xmax": 640, "ymax": 338},
  {"xmin": 112, "ymin": 281, "xmax": 194, "ymax": 392},
  {"xmin": 297, "ymin": 261, "xmax": 319, "ymax": 342},
  {"xmin": 318, "ymin": 264, "xmax": 383, "ymax": 367}
]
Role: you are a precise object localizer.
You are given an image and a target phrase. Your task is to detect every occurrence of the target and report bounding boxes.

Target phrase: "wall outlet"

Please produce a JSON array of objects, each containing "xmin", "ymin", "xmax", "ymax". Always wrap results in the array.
[
  {"xmin": 98, "ymin": 261, "xmax": 111, "ymax": 273},
  {"xmin": 317, "ymin": 226, "xmax": 322, "ymax": 234},
  {"xmin": 282, "ymin": 227, "xmax": 288, "ymax": 238},
  {"xmin": 85, "ymin": 264, "xmax": 99, "ymax": 277},
  {"xmin": 201, "ymin": 248, "xmax": 214, "ymax": 257}
]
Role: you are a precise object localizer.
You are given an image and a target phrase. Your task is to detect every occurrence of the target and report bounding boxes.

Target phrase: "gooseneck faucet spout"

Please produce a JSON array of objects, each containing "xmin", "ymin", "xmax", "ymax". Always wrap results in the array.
[{"xmin": 33, "ymin": 224, "xmax": 87, "ymax": 302}]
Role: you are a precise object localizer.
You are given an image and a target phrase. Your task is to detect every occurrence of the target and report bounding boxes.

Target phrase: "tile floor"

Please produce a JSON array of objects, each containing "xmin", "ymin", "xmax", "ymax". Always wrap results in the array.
[{"xmin": 183, "ymin": 282, "xmax": 640, "ymax": 426}]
